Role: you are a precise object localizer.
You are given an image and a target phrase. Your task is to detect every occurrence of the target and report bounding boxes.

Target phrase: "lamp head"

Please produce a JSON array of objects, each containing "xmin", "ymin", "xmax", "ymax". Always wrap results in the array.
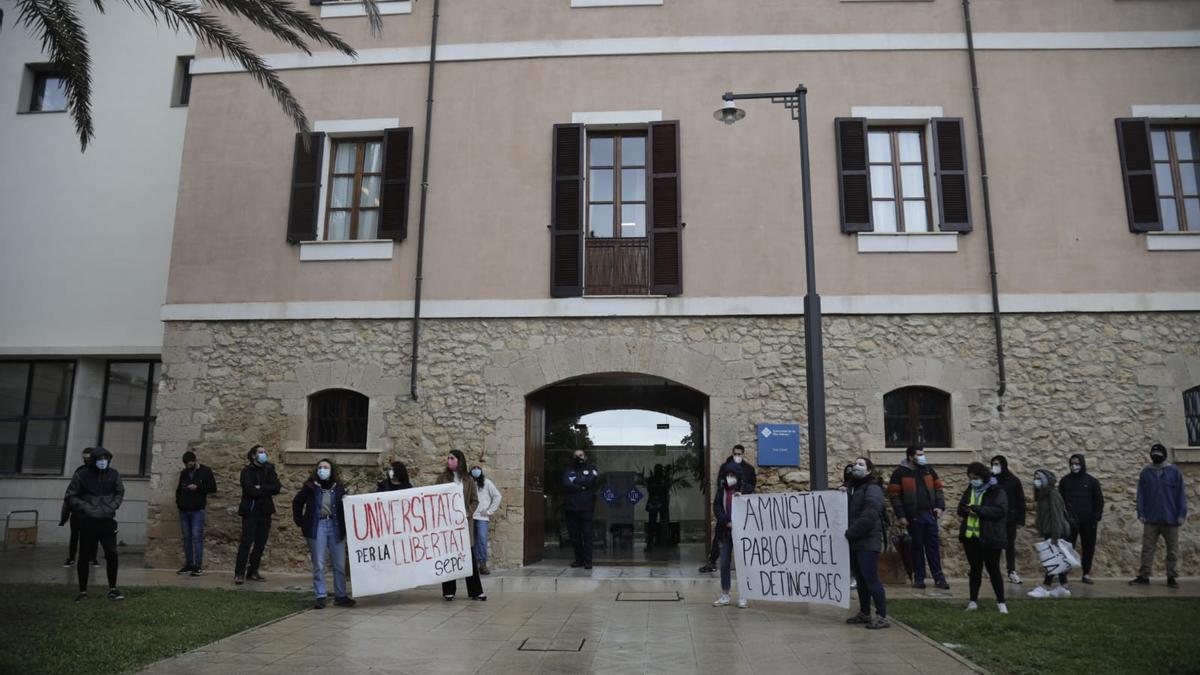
[{"xmin": 714, "ymin": 100, "xmax": 746, "ymax": 125}]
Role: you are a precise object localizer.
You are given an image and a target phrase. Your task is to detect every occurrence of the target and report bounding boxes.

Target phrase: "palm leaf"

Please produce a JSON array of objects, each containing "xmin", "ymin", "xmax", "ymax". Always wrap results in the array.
[{"xmin": 16, "ymin": 0, "xmax": 95, "ymax": 149}]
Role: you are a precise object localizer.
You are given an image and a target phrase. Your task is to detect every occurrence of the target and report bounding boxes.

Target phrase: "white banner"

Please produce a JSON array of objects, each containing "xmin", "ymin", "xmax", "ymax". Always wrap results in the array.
[
  {"xmin": 342, "ymin": 482, "xmax": 473, "ymax": 597},
  {"xmin": 731, "ymin": 490, "xmax": 851, "ymax": 608}
]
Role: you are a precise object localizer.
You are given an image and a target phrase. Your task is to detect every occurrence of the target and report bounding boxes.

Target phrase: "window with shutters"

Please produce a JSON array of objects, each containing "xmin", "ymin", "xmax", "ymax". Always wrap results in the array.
[
  {"xmin": 308, "ymin": 389, "xmax": 368, "ymax": 450},
  {"xmin": 551, "ymin": 121, "xmax": 682, "ymax": 297},
  {"xmin": 884, "ymin": 386, "xmax": 951, "ymax": 448},
  {"xmin": 325, "ymin": 138, "xmax": 383, "ymax": 240},
  {"xmin": 1151, "ymin": 126, "xmax": 1200, "ymax": 232},
  {"xmin": 868, "ymin": 128, "xmax": 931, "ymax": 233},
  {"xmin": 0, "ymin": 361, "xmax": 75, "ymax": 474},
  {"xmin": 1185, "ymin": 386, "xmax": 1200, "ymax": 447}
]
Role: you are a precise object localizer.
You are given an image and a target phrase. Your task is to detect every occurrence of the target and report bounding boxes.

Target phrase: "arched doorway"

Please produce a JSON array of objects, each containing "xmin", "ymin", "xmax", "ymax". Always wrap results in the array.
[{"xmin": 524, "ymin": 373, "xmax": 710, "ymax": 564}]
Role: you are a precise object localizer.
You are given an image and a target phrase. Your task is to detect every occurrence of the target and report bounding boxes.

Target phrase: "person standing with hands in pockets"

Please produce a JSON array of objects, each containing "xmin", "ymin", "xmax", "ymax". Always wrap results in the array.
[{"xmin": 234, "ymin": 444, "xmax": 280, "ymax": 585}]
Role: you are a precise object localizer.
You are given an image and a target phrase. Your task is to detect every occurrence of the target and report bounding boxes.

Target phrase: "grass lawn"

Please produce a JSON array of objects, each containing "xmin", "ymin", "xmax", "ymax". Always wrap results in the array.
[
  {"xmin": 0, "ymin": 583, "xmax": 308, "ymax": 675},
  {"xmin": 889, "ymin": 597, "xmax": 1200, "ymax": 675}
]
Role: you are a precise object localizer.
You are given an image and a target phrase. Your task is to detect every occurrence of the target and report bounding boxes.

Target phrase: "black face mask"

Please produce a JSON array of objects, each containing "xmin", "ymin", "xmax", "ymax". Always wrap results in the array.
[
  {"xmin": 574, "ymin": 457, "xmax": 586, "ymax": 465},
  {"xmin": 1151, "ymin": 453, "xmax": 1167, "ymax": 464}
]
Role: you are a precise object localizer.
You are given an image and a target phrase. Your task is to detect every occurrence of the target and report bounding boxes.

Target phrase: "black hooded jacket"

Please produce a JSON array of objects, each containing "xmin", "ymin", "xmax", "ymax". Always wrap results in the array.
[
  {"xmin": 990, "ymin": 455, "xmax": 1026, "ymax": 526},
  {"xmin": 1058, "ymin": 453, "xmax": 1104, "ymax": 525},
  {"xmin": 238, "ymin": 461, "xmax": 281, "ymax": 516},
  {"xmin": 64, "ymin": 448, "xmax": 124, "ymax": 520}
]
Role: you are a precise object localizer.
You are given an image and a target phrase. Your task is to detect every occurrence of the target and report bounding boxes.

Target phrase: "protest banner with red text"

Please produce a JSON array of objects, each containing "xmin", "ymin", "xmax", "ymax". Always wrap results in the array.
[{"xmin": 342, "ymin": 482, "xmax": 472, "ymax": 597}]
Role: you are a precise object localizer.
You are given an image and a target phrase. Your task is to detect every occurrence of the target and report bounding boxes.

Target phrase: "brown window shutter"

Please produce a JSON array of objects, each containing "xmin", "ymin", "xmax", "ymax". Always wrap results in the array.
[
  {"xmin": 286, "ymin": 132, "xmax": 325, "ymax": 243},
  {"xmin": 835, "ymin": 118, "xmax": 872, "ymax": 233},
  {"xmin": 649, "ymin": 120, "xmax": 683, "ymax": 296},
  {"xmin": 932, "ymin": 117, "xmax": 972, "ymax": 232},
  {"xmin": 1115, "ymin": 118, "xmax": 1162, "ymax": 232},
  {"xmin": 378, "ymin": 127, "xmax": 413, "ymax": 241},
  {"xmin": 551, "ymin": 124, "xmax": 584, "ymax": 297}
]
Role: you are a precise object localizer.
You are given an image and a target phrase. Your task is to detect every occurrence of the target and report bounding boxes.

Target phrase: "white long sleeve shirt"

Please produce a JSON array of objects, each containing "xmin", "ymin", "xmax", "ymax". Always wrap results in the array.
[{"xmin": 474, "ymin": 478, "xmax": 502, "ymax": 520}]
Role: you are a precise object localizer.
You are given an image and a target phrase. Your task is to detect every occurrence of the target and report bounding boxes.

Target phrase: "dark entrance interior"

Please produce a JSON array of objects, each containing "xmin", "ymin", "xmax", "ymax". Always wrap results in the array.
[{"xmin": 524, "ymin": 373, "xmax": 709, "ymax": 565}]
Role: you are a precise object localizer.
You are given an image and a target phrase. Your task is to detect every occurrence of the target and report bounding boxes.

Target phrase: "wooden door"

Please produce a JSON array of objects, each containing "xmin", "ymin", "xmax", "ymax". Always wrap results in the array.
[{"xmin": 523, "ymin": 398, "xmax": 546, "ymax": 564}]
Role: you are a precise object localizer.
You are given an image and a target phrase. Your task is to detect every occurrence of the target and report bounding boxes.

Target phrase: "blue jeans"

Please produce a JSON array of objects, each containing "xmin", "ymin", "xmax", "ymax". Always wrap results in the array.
[
  {"xmin": 719, "ymin": 529, "xmax": 733, "ymax": 591},
  {"xmin": 179, "ymin": 509, "xmax": 205, "ymax": 569},
  {"xmin": 851, "ymin": 550, "xmax": 887, "ymax": 617},
  {"xmin": 907, "ymin": 512, "xmax": 944, "ymax": 583},
  {"xmin": 308, "ymin": 519, "xmax": 347, "ymax": 599},
  {"xmin": 473, "ymin": 519, "xmax": 489, "ymax": 564}
]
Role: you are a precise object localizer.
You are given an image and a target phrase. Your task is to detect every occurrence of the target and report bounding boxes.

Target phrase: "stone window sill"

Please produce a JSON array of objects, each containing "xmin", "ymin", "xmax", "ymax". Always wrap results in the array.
[
  {"xmin": 299, "ymin": 240, "xmax": 394, "ymax": 262},
  {"xmin": 572, "ymin": 0, "xmax": 662, "ymax": 7},
  {"xmin": 285, "ymin": 448, "xmax": 381, "ymax": 467},
  {"xmin": 320, "ymin": 0, "xmax": 411, "ymax": 19},
  {"xmin": 1146, "ymin": 232, "xmax": 1200, "ymax": 252},
  {"xmin": 868, "ymin": 448, "xmax": 976, "ymax": 466},
  {"xmin": 1171, "ymin": 446, "xmax": 1200, "ymax": 463},
  {"xmin": 857, "ymin": 232, "xmax": 958, "ymax": 254}
]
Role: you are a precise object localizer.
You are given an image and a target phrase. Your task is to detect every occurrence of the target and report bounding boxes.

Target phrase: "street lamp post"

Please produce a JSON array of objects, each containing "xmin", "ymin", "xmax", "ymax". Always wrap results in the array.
[{"xmin": 715, "ymin": 85, "xmax": 828, "ymax": 490}]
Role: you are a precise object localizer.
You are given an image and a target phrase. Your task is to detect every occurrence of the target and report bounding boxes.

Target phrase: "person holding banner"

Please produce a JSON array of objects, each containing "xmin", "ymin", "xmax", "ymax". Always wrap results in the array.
[
  {"xmin": 376, "ymin": 460, "xmax": 412, "ymax": 492},
  {"xmin": 844, "ymin": 457, "xmax": 889, "ymax": 628},
  {"xmin": 956, "ymin": 462, "xmax": 1009, "ymax": 614},
  {"xmin": 292, "ymin": 458, "xmax": 355, "ymax": 609},
  {"xmin": 712, "ymin": 462, "xmax": 753, "ymax": 608},
  {"xmin": 438, "ymin": 449, "xmax": 486, "ymax": 601},
  {"xmin": 699, "ymin": 445, "xmax": 756, "ymax": 573}
]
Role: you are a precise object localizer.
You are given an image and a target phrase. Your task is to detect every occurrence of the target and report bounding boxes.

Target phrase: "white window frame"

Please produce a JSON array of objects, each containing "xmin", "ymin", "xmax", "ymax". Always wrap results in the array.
[
  {"xmin": 851, "ymin": 106, "xmax": 959, "ymax": 254},
  {"xmin": 320, "ymin": 0, "xmax": 411, "ymax": 19},
  {"xmin": 299, "ymin": 118, "xmax": 399, "ymax": 261},
  {"xmin": 571, "ymin": 0, "xmax": 663, "ymax": 7}
]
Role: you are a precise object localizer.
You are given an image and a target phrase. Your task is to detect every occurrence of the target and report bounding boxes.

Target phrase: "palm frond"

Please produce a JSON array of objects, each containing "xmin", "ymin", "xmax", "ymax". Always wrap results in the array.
[
  {"xmin": 17, "ymin": 0, "xmax": 94, "ymax": 150},
  {"xmin": 202, "ymin": 0, "xmax": 358, "ymax": 55}
]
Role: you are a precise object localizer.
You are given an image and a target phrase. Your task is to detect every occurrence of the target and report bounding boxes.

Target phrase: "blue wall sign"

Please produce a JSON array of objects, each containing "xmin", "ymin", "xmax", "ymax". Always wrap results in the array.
[
  {"xmin": 625, "ymin": 487, "xmax": 644, "ymax": 505},
  {"xmin": 601, "ymin": 486, "xmax": 618, "ymax": 505},
  {"xmin": 756, "ymin": 423, "xmax": 802, "ymax": 467}
]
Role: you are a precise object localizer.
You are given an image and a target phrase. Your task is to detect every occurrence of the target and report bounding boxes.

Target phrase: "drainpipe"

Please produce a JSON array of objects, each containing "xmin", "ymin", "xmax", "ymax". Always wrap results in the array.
[
  {"xmin": 409, "ymin": 0, "xmax": 441, "ymax": 400},
  {"xmin": 962, "ymin": 0, "xmax": 1007, "ymax": 399}
]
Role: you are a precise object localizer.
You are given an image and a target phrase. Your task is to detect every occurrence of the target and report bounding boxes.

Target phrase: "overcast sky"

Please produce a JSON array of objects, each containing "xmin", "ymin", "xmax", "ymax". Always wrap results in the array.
[{"xmin": 579, "ymin": 409, "xmax": 692, "ymax": 446}]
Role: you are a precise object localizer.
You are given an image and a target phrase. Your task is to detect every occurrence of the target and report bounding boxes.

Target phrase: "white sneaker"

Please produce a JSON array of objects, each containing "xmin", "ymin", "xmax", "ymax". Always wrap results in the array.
[
  {"xmin": 1008, "ymin": 571, "xmax": 1022, "ymax": 584},
  {"xmin": 1026, "ymin": 586, "xmax": 1049, "ymax": 598},
  {"xmin": 713, "ymin": 594, "xmax": 730, "ymax": 607},
  {"xmin": 850, "ymin": 578, "xmax": 857, "ymax": 590},
  {"xmin": 1050, "ymin": 586, "xmax": 1071, "ymax": 598},
  {"xmin": 737, "ymin": 598, "xmax": 748, "ymax": 609},
  {"xmin": 998, "ymin": 603, "xmax": 1009, "ymax": 614},
  {"xmin": 965, "ymin": 601, "xmax": 978, "ymax": 611}
]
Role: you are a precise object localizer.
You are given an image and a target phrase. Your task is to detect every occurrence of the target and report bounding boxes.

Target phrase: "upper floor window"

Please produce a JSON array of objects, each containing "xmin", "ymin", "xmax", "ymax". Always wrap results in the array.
[
  {"xmin": 308, "ymin": 389, "xmax": 368, "ymax": 449},
  {"xmin": 588, "ymin": 133, "xmax": 647, "ymax": 239},
  {"xmin": 0, "ymin": 361, "xmax": 75, "ymax": 474},
  {"xmin": 173, "ymin": 56, "xmax": 194, "ymax": 107},
  {"xmin": 1185, "ymin": 386, "xmax": 1200, "ymax": 447},
  {"xmin": 25, "ymin": 66, "xmax": 67, "ymax": 113},
  {"xmin": 868, "ymin": 128, "xmax": 931, "ymax": 233},
  {"xmin": 99, "ymin": 361, "xmax": 161, "ymax": 476},
  {"xmin": 884, "ymin": 386, "xmax": 951, "ymax": 448},
  {"xmin": 1152, "ymin": 126, "xmax": 1199, "ymax": 232},
  {"xmin": 326, "ymin": 138, "xmax": 383, "ymax": 240}
]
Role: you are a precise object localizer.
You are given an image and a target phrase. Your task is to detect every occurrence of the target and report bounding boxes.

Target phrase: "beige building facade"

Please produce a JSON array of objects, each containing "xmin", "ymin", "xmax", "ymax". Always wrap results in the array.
[{"xmin": 147, "ymin": 0, "xmax": 1200, "ymax": 577}]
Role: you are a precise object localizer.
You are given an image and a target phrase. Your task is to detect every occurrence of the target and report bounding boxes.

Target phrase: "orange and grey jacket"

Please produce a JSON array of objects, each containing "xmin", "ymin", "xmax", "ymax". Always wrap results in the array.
[{"xmin": 887, "ymin": 459, "xmax": 945, "ymax": 520}]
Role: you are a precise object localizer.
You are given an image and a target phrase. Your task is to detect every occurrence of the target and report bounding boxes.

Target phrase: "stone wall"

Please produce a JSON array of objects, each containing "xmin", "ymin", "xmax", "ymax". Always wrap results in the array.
[{"xmin": 146, "ymin": 313, "xmax": 1200, "ymax": 579}]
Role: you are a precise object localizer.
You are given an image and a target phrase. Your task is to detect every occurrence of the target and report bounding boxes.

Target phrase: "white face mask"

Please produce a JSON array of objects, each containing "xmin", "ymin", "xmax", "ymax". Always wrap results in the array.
[
  {"xmin": 725, "ymin": 475, "xmax": 739, "ymax": 487},
  {"xmin": 991, "ymin": 464, "xmax": 1002, "ymax": 475},
  {"xmin": 316, "ymin": 467, "xmax": 331, "ymax": 481},
  {"xmin": 852, "ymin": 464, "xmax": 868, "ymax": 478},
  {"xmin": 387, "ymin": 469, "xmax": 394, "ymax": 480},
  {"xmin": 1033, "ymin": 478, "xmax": 1044, "ymax": 489},
  {"xmin": 732, "ymin": 455, "xmax": 743, "ymax": 464},
  {"xmin": 1070, "ymin": 465, "xmax": 1082, "ymax": 474},
  {"xmin": 915, "ymin": 455, "xmax": 927, "ymax": 466}
]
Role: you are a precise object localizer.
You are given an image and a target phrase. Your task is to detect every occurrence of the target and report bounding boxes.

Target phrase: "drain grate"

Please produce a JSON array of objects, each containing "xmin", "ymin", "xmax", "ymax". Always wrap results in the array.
[
  {"xmin": 615, "ymin": 591, "xmax": 681, "ymax": 602},
  {"xmin": 518, "ymin": 637, "xmax": 586, "ymax": 652}
]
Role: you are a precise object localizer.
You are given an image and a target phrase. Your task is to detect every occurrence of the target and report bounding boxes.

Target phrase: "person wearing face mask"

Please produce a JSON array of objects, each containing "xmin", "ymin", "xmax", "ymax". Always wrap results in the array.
[
  {"xmin": 887, "ymin": 446, "xmax": 949, "ymax": 590},
  {"xmin": 1131, "ymin": 443, "xmax": 1187, "ymax": 588},
  {"xmin": 376, "ymin": 460, "xmax": 412, "ymax": 492},
  {"xmin": 438, "ymin": 449, "xmax": 486, "ymax": 600},
  {"xmin": 699, "ymin": 445, "xmax": 756, "ymax": 573},
  {"xmin": 957, "ymin": 463, "xmax": 1009, "ymax": 614},
  {"xmin": 712, "ymin": 464, "xmax": 754, "ymax": 609},
  {"xmin": 292, "ymin": 459, "xmax": 355, "ymax": 609},
  {"xmin": 470, "ymin": 465, "xmax": 502, "ymax": 575},
  {"xmin": 1026, "ymin": 469, "xmax": 1073, "ymax": 599},
  {"xmin": 844, "ymin": 457, "xmax": 890, "ymax": 628},
  {"xmin": 562, "ymin": 449, "xmax": 599, "ymax": 569},
  {"xmin": 59, "ymin": 448, "xmax": 98, "ymax": 568},
  {"xmin": 989, "ymin": 455, "xmax": 1026, "ymax": 584},
  {"xmin": 1057, "ymin": 453, "xmax": 1104, "ymax": 584},
  {"xmin": 63, "ymin": 446, "xmax": 124, "ymax": 602},
  {"xmin": 234, "ymin": 444, "xmax": 281, "ymax": 585},
  {"xmin": 175, "ymin": 451, "xmax": 218, "ymax": 576}
]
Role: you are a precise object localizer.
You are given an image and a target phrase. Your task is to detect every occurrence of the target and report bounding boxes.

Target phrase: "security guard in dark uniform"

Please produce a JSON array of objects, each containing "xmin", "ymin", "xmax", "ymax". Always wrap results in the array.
[{"xmin": 562, "ymin": 449, "xmax": 599, "ymax": 569}]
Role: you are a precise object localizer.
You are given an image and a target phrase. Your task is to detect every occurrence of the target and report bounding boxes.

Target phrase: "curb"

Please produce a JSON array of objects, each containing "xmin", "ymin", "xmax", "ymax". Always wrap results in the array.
[
  {"xmin": 128, "ymin": 604, "xmax": 309, "ymax": 674},
  {"xmin": 890, "ymin": 617, "xmax": 990, "ymax": 675}
]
